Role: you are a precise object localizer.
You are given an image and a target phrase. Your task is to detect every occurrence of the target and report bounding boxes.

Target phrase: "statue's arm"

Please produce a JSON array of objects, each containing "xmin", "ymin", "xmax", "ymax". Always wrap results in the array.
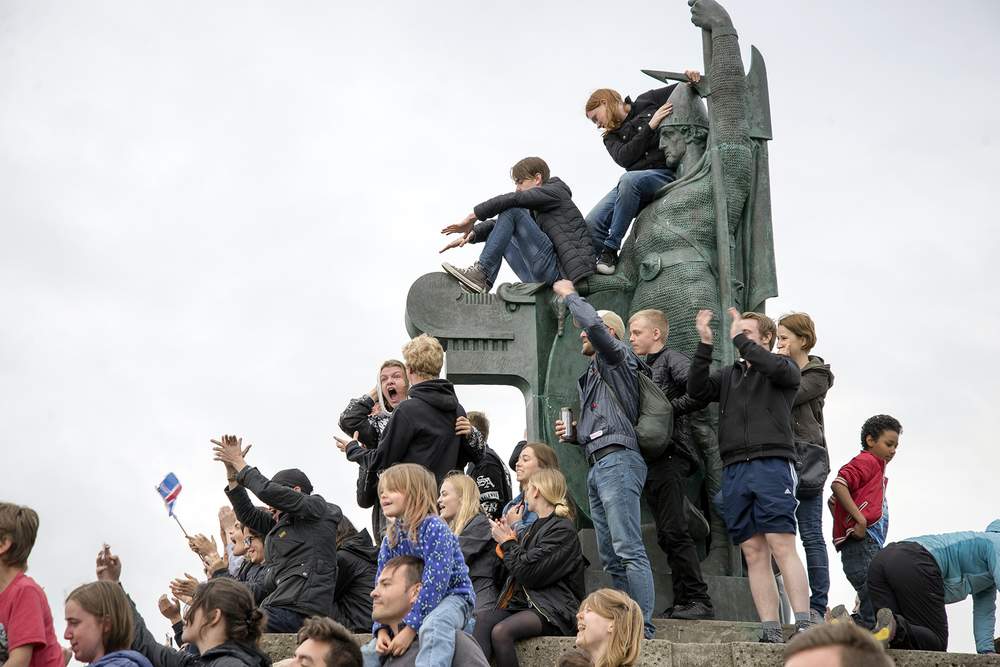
[{"xmin": 694, "ymin": 0, "xmax": 753, "ymax": 217}]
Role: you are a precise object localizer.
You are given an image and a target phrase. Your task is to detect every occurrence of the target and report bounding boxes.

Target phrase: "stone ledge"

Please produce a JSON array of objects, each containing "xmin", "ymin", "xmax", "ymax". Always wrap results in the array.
[{"xmin": 259, "ymin": 633, "xmax": 1000, "ymax": 667}]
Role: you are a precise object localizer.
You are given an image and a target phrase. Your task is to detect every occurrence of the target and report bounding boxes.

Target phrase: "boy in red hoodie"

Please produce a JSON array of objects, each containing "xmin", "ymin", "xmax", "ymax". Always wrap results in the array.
[{"xmin": 828, "ymin": 415, "xmax": 902, "ymax": 628}]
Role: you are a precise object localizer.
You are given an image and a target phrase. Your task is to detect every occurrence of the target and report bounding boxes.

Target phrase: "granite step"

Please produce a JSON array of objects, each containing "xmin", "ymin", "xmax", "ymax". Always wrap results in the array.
[{"xmin": 260, "ymin": 630, "xmax": 1000, "ymax": 667}]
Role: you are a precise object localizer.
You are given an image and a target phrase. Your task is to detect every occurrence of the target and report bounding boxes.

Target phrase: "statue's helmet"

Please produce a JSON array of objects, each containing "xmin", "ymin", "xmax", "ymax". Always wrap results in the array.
[{"xmin": 662, "ymin": 84, "xmax": 709, "ymax": 129}]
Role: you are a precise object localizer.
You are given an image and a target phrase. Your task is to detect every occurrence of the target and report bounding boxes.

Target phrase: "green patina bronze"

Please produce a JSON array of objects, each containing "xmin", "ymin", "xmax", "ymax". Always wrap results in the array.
[{"xmin": 406, "ymin": 0, "xmax": 776, "ymax": 581}]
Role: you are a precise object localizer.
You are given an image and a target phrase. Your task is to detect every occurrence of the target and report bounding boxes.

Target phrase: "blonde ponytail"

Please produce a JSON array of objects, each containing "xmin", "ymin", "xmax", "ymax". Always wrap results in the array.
[{"xmin": 525, "ymin": 469, "xmax": 573, "ymax": 519}]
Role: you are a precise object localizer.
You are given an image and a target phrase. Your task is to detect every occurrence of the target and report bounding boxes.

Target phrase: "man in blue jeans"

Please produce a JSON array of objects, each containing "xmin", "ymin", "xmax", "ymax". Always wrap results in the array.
[
  {"xmin": 440, "ymin": 157, "xmax": 595, "ymax": 293},
  {"xmin": 552, "ymin": 279, "xmax": 656, "ymax": 639}
]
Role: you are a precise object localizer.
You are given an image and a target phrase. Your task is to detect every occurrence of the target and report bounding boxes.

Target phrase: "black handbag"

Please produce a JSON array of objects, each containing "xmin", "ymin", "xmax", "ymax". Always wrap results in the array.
[{"xmin": 794, "ymin": 440, "xmax": 830, "ymax": 498}]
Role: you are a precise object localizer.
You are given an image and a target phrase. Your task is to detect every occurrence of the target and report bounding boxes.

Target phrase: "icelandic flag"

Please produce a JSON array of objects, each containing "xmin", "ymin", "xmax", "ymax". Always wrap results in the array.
[{"xmin": 157, "ymin": 472, "xmax": 182, "ymax": 516}]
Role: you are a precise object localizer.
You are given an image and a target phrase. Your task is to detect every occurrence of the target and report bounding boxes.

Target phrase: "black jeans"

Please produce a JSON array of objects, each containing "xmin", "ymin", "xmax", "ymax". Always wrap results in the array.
[
  {"xmin": 643, "ymin": 454, "xmax": 711, "ymax": 606},
  {"xmin": 867, "ymin": 541, "xmax": 948, "ymax": 651}
]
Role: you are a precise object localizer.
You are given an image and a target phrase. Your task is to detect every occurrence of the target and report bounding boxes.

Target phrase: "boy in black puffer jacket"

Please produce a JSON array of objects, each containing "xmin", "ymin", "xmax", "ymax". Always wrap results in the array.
[{"xmin": 440, "ymin": 157, "xmax": 594, "ymax": 294}]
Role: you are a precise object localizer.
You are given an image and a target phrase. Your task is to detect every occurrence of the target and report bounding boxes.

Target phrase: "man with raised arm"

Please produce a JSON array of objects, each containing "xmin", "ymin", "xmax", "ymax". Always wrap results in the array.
[
  {"xmin": 214, "ymin": 435, "xmax": 342, "ymax": 633},
  {"xmin": 688, "ymin": 307, "xmax": 811, "ymax": 642},
  {"xmin": 552, "ymin": 278, "xmax": 656, "ymax": 639}
]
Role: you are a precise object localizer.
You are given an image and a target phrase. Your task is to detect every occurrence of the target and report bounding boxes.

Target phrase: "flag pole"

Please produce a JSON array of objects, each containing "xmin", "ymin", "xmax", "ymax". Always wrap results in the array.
[{"xmin": 171, "ymin": 513, "xmax": 191, "ymax": 538}]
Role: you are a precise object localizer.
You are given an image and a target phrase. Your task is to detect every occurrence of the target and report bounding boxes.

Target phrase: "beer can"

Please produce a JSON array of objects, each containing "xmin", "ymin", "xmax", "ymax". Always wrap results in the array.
[{"xmin": 560, "ymin": 407, "xmax": 574, "ymax": 441}]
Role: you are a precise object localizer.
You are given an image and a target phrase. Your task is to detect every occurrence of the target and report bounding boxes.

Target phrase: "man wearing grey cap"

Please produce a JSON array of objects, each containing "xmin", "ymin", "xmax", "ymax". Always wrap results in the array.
[
  {"xmin": 552, "ymin": 279, "xmax": 656, "ymax": 639},
  {"xmin": 214, "ymin": 434, "xmax": 343, "ymax": 633}
]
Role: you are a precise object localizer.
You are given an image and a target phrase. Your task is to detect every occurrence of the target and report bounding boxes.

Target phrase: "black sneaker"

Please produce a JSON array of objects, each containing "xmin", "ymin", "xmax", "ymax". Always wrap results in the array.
[
  {"xmin": 659, "ymin": 606, "xmax": 675, "ymax": 619},
  {"xmin": 596, "ymin": 248, "xmax": 618, "ymax": 275},
  {"xmin": 441, "ymin": 261, "xmax": 491, "ymax": 294},
  {"xmin": 670, "ymin": 600, "xmax": 715, "ymax": 621}
]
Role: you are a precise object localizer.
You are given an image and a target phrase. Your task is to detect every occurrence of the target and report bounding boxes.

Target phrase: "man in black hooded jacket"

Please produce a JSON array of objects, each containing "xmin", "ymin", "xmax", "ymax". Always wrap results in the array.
[
  {"xmin": 440, "ymin": 156, "xmax": 595, "ymax": 294},
  {"xmin": 214, "ymin": 435, "xmax": 342, "ymax": 634},
  {"xmin": 368, "ymin": 334, "xmax": 482, "ymax": 486}
]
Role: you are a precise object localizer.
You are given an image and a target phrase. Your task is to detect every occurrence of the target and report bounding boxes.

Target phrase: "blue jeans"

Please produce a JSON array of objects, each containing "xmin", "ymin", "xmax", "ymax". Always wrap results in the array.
[
  {"xmin": 588, "ymin": 448, "xmax": 656, "ymax": 638},
  {"xmin": 477, "ymin": 208, "xmax": 560, "ymax": 285},
  {"xmin": 841, "ymin": 536, "xmax": 881, "ymax": 629},
  {"xmin": 795, "ymin": 493, "xmax": 830, "ymax": 616},
  {"xmin": 261, "ymin": 605, "xmax": 305, "ymax": 633},
  {"xmin": 585, "ymin": 168, "xmax": 674, "ymax": 252},
  {"xmin": 361, "ymin": 594, "xmax": 473, "ymax": 667}
]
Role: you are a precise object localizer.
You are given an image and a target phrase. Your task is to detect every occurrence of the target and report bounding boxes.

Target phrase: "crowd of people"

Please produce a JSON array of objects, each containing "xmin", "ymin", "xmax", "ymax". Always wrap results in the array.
[{"xmin": 2, "ymin": 4, "xmax": 998, "ymax": 667}]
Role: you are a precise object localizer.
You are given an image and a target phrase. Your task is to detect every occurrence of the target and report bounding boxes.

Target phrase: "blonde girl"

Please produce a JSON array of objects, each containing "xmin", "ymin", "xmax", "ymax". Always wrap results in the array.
[
  {"xmin": 438, "ymin": 472, "xmax": 498, "ymax": 612},
  {"xmin": 473, "ymin": 469, "xmax": 586, "ymax": 667},
  {"xmin": 366, "ymin": 464, "xmax": 474, "ymax": 666},
  {"xmin": 574, "ymin": 589, "xmax": 643, "ymax": 667}
]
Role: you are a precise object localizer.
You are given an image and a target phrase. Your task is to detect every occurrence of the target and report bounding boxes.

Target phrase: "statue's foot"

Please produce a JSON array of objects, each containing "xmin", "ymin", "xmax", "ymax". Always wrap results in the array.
[{"xmin": 442, "ymin": 261, "xmax": 491, "ymax": 294}]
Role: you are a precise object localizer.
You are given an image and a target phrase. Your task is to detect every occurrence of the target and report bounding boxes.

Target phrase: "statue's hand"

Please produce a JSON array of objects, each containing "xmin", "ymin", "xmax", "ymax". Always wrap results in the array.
[{"xmin": 688, "ymin": 0, "xmax": 733, "ymax": 32}]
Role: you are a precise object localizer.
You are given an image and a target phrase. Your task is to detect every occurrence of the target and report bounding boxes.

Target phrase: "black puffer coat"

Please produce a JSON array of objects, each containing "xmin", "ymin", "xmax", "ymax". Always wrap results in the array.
[
  {"xmin": 227, "ymin": 467, "xmax": 342, "ymax": 618},
  {"xmin": 472, "ymin": 178, "xmax": 595, "ymax": 284},
  {"xmin": 497, "ymin": 514, "xmax": 586, "ymax": 636},
  {"xmin": 458, "ymin": 513, "xmax": 500, "ymax": 612},
  {"xmin": 333, "ymin": 529, "xmax": 379, "ymax": 632},
  {"xmin": 645, "ymin": 347, "xmax": 705, "ymax": 468},
  {"xmin": 603, "ymin": 85, "xmax": 677, "ymax": 171}
]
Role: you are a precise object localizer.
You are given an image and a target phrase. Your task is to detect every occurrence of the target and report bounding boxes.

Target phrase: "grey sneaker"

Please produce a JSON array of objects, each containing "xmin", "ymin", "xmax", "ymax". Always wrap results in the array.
[
  {"xmin": 442, "ymin": 261, "xmax": 490, "ymax": 294},
  {"xmin": 828, "ymin": 605, "xmax": 852, "ymax": 624},
  {"xmin": 670, "ymin": 600, "xmax": 715, "ymax": 621},
  {"xmin": 596, "ymin": 248, "xmax": 617, "ymax": 275},
  {"xmin": 759, "ymin": 627, "xmax": 784, "ymax": 643},
  {"xmin": 871, "ymin": 608, "xmax": 896, "ymax": 648}
]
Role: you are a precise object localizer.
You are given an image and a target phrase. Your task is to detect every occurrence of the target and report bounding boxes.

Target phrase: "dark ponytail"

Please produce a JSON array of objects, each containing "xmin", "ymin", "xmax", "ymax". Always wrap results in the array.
[{"xmin": 187, "ymin": 578, "xmax": 265, "ymax": 645}]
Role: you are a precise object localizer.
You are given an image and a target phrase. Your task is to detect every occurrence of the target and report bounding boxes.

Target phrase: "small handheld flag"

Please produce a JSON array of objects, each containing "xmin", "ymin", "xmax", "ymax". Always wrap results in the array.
[
  {"xmin": 155, "ymin": 472, "xmax": 191, "ymax": 538},
  {"xmin": 157, "ymin": 472, "xmax": 182, "ymax": 516}
]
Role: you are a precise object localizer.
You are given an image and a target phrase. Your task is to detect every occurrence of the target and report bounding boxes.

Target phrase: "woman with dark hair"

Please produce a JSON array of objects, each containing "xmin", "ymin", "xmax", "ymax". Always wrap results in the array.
[
  {"xmin": 94, "ymin": 546, "xmax": 271, "ymax": 667},
  {"xmin": 501, "ymin": 442, "xmax": 559, "ymax": 538},
  {"xmin": 777, "ymin": 312, "xmax": 834, "ymax": 624},
  {"xmin": 332, "ymin": 517, "xmax": 378, "ymax": 633}
]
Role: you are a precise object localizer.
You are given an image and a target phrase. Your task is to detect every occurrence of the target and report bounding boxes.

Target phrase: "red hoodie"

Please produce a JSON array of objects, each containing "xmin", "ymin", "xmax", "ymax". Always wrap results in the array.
[{"xmin": 828, "ymin": 450, "xmax": 888, "ymax": 549}]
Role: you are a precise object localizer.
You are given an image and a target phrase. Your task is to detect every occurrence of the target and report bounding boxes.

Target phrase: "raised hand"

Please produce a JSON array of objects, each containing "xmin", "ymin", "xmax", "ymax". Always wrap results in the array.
[
  {"xmin": 695, "ymin": 309, "xmax": 715, "ymax": 345},
  {"xmin": 211, "ymin": 435, "xmax": 251, "ymax": 472},
  {"xmin": 333, "ymin": 431, "xmax": 361, "ymax": 454},
  {"xmin": 504, "ymin": 502, "xmax": 525, "ymax": 528},
  {"xmin": 685, "ymin": 69, "xmax": 703, "ymax": 83},
  {"xmin": 727, "ymin": 307, "xmax": 745, "ymax": 340},
  {"xmin": 96, "ymin": 544, "xmax": 121, "ymax": 582},
  {"xmin": 169, "ymin": 573, "xmax": 199, "ymax": 604},
  {"xmin": 157, "ymin": 594, "xmax": 182, "ymax": 624},
  {"xmin": 187, "ymin": 533, "xmax": 220, "ymax": 559},
  {"xmin": 689, "ymin": 0, "xmax": 734, "ymax": 31}
]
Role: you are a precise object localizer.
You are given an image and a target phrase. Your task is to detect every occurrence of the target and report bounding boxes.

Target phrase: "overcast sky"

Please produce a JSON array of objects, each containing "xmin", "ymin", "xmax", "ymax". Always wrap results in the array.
[{"xmin": 2, "ymin": 0, "xmax": 999, "ymax": 656}]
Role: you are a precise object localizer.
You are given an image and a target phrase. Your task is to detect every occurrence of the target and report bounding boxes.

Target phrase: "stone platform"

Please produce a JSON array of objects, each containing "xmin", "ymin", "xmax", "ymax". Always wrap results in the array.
[{"xmin": 260, "ymin": 619, "xmax": 1000, "ymax": 666}]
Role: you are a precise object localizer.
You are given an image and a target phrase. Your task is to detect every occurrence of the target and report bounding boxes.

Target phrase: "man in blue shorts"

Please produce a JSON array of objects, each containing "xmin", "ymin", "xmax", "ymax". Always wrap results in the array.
[{"xmin": 688, "ymin": 308, "xmax": 813, "ymax": 642}]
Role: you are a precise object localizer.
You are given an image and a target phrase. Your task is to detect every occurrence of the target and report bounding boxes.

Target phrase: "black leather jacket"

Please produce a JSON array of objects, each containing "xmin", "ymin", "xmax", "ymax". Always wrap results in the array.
[{"xmin": 645, "ymin": 347, "xmax": 706, "ymax": 467}]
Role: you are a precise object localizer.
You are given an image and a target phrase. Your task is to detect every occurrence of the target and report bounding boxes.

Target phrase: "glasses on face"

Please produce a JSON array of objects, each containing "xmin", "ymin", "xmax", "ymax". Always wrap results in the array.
[{"xmin": 243, "ymin": 536, "xmax": 260, "ymax": 547}]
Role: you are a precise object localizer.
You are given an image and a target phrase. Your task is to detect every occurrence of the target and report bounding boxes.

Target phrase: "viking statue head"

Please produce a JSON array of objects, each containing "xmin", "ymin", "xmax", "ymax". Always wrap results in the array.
[{"xmin": 659, "ymin": 84, "xmax": 709, "ymax": 169}]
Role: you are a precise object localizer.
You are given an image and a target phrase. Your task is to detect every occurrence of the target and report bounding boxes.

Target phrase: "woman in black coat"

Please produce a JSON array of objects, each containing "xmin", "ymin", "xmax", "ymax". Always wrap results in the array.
[
  {"xmin": 331, "ymin": 518, "xmax": 379, "ymax": 633},
  {"xmin": 472, "ymin": 469, "xmax": 586, "ymax": 667},
  {"xmin": 439, "ymin": 473, "xmax": 500, "ymax": 613}
]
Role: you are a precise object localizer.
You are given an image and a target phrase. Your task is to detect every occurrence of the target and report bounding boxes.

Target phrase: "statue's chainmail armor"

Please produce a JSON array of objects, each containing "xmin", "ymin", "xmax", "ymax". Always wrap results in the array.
[{"xmin": 621, "ymin": 32, "xmax": 752, "ymax": 360}]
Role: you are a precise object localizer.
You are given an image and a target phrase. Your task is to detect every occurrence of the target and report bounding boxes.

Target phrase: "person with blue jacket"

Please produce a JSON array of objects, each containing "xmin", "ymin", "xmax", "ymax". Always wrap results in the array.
[
  {"xmin": 868, "ymin": 520, "xmax": 1000, "ymax": 654},
  {"xmin": 552, "ymin": 278, "xmax": 656, "ymax": 639}
]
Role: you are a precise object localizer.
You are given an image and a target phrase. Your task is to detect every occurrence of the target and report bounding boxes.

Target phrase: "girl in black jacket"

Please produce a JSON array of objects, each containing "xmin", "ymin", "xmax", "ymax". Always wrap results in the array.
[
  {"xmin": 472, "ymin": 469, "xmax": 586, "ymax": 667},
  {"xmin": 331, "ymin": 517, "xmax": 378, "ymax": 633},
  {"xmin": 438, "ymin": 472, "xmax": 500, "ymax": 613}
]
